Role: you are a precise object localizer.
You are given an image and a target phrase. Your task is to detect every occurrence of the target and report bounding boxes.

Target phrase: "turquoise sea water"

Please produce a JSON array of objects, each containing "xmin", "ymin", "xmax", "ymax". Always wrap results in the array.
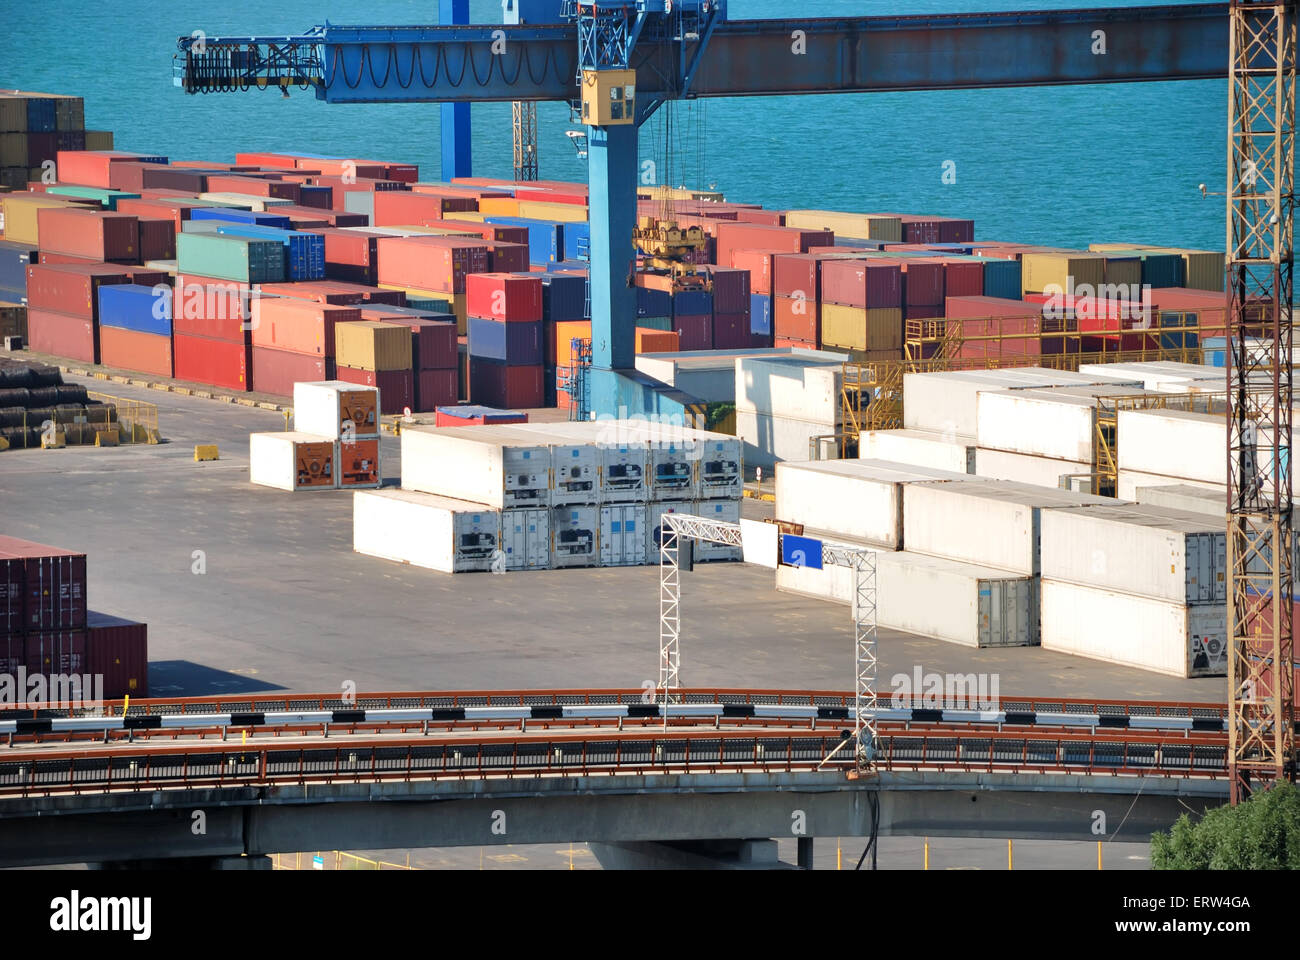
[{"xmin": 3, "ymin": 0, "xmax": 1223, "ymax": 250}]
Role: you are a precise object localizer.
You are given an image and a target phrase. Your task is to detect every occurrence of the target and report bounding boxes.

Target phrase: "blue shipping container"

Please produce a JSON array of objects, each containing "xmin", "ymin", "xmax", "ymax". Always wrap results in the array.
[
  {"xmin": 672, "ymin": 288, "xmax": 712, "ymax": 317},
  {"xmin": 749, "ymin": 293, "xmax": 772, "ymax": 336},
  {"xmin": 299, "ymin": 185, "xmax": 334, "ymax": 206},
  {"xmin": 97, "ymin": 283, "xmax": 172, "ymax": 337},
  {"xmin": 637, "ymin": 285, "xmax": 671, "ymax": 318},
  {"xmin": 0, "ymin": 239, "xmax": 37, "ymax": 295},
  {"xmin": 563, "ymin": 221, "xmax": 591, "ymax": 261},
  {"xmin": 189, "ymin": 207, "xmax": 293, "ymax": 230},
  {"xmin": 25, "ymin": 98, "xmax": 56, "ymax": 133},
  {"xmin": 467, "ymin": 315, "xmax": 543, "ymax": 365},
  {"xmin": 978, "ymin": 258, "xmax": 1022, "ymax": 300},
  {"xmin": 540, "ymin": 272, "xmax": 587, "ymax": 323},
  {"xmin": 484, "ymin": 216, "xmax": 564, "ymax": 265},
  {"xmin": 437, "ymin": 404, "xmax": 526, "ymax": 423},
  {"xmin": 214, "ymin": 224, "xmax": 326, "ymax": 280}
]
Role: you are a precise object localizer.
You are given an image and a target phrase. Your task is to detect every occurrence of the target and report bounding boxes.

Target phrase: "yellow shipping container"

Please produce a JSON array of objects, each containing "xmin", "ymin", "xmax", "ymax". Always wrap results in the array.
[
  {"xmin": 820, "ymin": 303, "xmax": 902, "ymax": 352},
  {"xmin": 1145, "ymin": 247, "xmax": 1225, "ymax": 292},
  {"xmin": 0, "ymin": 134, "xmax": 26, "ymax": 168},
  {"xmin": 784, "ymin": 209, "xmax": 903, "ymax": 243},
  {"xmin": 2, "ymin": 194, "xmax": 78, "ymax": 245},
  {"xmin": 1021, "ymin": 252, "xmax": 1105, "ymax": 295},
  {"xmin": 451, "ymin": 210, "xmax": 486, "ymax": 223},
  {"xmin": 1086, "ymin": 243, "xmax": 1146, "ymax": 253},
  {"xmin": 478, "ymin": 197, "xmax": 520, "ymax": 217},
  {"xmin": 514, "ymin": 199, "xmax": 588, "ymax": 223},
  {"xmin": 1099, "ymin": 254, "xmax": 1143, "ymax": 289},
  {"xmin": 335, "ymin": 320, "xmax": 413, "ymax": 372},
  {"xmin": 84, "ymin": 130, "xmax": 114, "ymax": 150}
]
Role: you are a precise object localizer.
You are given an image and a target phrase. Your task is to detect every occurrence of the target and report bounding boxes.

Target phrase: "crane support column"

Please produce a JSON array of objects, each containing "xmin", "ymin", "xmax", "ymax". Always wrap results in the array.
[
  {"xmin": 588, "ymin": 123, "xmax": 638, "ymax": 374},
  {"xmin": 1227, "ymin": 0, "xmax": 1297, "ymax": 801},
  {"xmin": 439, "ymin": 0, "xmax": 473, "ymax": 178}
]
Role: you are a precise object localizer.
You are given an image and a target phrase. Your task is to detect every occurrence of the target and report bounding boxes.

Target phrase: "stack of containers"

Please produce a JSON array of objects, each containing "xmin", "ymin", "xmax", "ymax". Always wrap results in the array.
[
  {"xmin": 434, "ymin": 405, "xmax": 527, "ymax": 426},
  {"xmin": 172, "ymin": 272, "xmax": 254, "ymax": 391},
  {"xmin": 818, "ymin": 258, "xmax": 903, "ymax": 357},
  {"xmin": 671, "ymin": 285, "xmax": 714, "ymax": 350},
  {"xmin": 25, "ymin": 262, "xmax": 137, "ymax": 363},
  {"xmin": 294, "ymin": 380, "xmax": 382, "ymax": 488},
  {"xmin": 699, "ymin": 266, "xmax": 751, "ymax": 350},
  {"xmin": 358, "ymin": 304, "xmax": 458, "ymax": 411},
  {"xmin": 735, "ymin": 353, "xmax": 846, "ymax": 467},
  {"xmin": 539, "ymin": 271, "xmax": 588, "ymax": 406},
  {"xmin": 334, "ymin": 320, "xmax": 415, "ymax": 413},
  {"xmin": 363, "ymin": 419, "xmax": 741, "ymax": 573},
  {"xmin": 1039, "ymin": 504, "xmax": 1227, "ymax": 677},
  {"xmin": 249, "ymin": 296, "xmax": 361, "ymax": 396},
  {"xmin": 466, "ymin": 273, "xmax": 544, "ymax": 409},
  {"xmin": 771, "ymin": 252, "xmax": 823, "ymax": 348},
  {"xmin": 96, "ymin": 283, "xmax": 173, "ymax": 378},
  {"xmin": 35, "ymin": 207, "xmax": 138, "ymax": 264},
  {"xmin": 898, "ymin": 257, "xmax": 945, "ymax": 322},
  {"xmin": 375, "ymin": 235, "xmax": 489, "ymax": 333},
  {"xmin": 0, "ymin": 92, "xmax": 90, "ymax": 189},
  {"xmin": 0, "ymin": 536, "xmax": 99, "ymax": 692}
]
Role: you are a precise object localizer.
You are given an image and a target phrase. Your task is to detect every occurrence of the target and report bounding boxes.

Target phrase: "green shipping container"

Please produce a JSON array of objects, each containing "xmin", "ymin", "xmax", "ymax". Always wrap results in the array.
[
  {"xmin": 405, "ymin": 295, "xmax": 454, "ymax": 312},
  {"xmin": 637, "ymin": 315, "xmax": 672, "ymax": 331},
  {"xmin": 177, "ymin": 233, "xmax": 285, "ymax": 283},
  {"xmin": 45, "ymin": 185, "xmax": 140, "ymax": 211}
]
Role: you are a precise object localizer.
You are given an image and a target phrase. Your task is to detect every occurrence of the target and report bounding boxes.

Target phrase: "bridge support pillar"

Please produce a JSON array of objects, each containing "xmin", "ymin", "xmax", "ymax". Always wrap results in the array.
[
  {"xmin": 589, "ymin": 839, "xmax": 796, "ymax": 870},
  {"xmin": 797, "ymin": 836, "xmax": 814, "ymax": 870}
]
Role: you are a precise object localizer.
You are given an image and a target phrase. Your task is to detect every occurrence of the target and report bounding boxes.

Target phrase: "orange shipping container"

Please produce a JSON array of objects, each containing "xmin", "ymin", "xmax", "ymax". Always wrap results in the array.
[
  {"xmin": 554, "ymin": 320, "xmax": 591, "ymax": 367},
  {"xmin": 635, "ymin": 328, "xmax": 679, "ymax": 353},
  {"xmin": 99, "ymin": 326, "xmax": 173, "ymax": 378},
  {"xmin": 251, "ymin": 298, "xmax": 362, "ymax": 356}
]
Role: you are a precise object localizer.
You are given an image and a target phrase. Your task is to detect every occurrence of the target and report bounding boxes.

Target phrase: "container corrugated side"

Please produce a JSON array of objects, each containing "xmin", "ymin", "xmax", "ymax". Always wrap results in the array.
[
  {"xmin": 1131, "ymin": 483, "xmax": 1222, "ymax": 516},
  {"xmin": 1041, "ymin": 504, "xmax": 1227, "ymax": 605},
  {"xmin": 859, "ymin": 429, "xmax": 975, "ymax": 474},
  {"xmin": 734, "ymin": 355, "xmax": 842, "ymax": 424},
  {"xmin": 293, "ymin": 381, "xmax": 380, "ymax": 439},
  {"xmin": 973, "ymin": 448, "xmax": 1090, "ymax": 489},
  {"xmin": 85, "ymin": 610, "xmax": 148, "ymax": 698},
  {"xmin": 1041, "ymin": 579, "xmax": 1226, "ymax": 677},
  {"xmin": 400, "ymin": 424, "xmax": 550, "ymax": 509},
  {"xmin": 249, "ymin": 431, "xmax": 337, "ymax": 491},
  {"xmin": 1117, "ymin": 409, "xmax": 1224, "ymax": 485},
  {"xmin": 353, "ymin": 489, "xmax": 500, "ymax": 573}
]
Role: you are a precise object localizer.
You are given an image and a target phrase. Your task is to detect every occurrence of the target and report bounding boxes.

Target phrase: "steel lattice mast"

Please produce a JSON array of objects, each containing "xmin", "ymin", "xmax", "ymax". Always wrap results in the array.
[{"xmin": 1227, "ymin": 0, "xmax": 1297, "ymax": 801}]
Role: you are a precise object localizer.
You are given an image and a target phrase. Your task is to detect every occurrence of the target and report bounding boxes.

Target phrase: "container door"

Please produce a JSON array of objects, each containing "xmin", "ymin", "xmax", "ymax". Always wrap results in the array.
[{"xmin": 1188, "ymin": 604, "xmax": 1228, "ymax": 677}]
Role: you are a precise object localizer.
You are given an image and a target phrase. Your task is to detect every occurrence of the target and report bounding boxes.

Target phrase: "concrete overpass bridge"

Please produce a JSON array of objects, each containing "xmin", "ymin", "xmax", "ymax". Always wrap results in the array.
[{"xmin": 0, "ymin": 688, "xmax": 1232, "ymax": 868}]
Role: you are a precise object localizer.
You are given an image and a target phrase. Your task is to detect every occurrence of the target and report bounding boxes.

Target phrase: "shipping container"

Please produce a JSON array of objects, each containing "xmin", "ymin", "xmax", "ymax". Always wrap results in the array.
[
  {"xmin": 468, "ymin": 356, "xmax": 543, "ymax": 408},
  {"xmin": 735, "ymin": 354, "xmax": 843, "ymax": 424},
  {"xmin": 0, "ymin": 537, "xmax": 87, "ymax": 633},
  {"xmin": 972, "ymin": 447, "xmax": 1090, "ymax": 489},
  {"xmin": 97, "ymin": 283, "xmax": 171, "ymax": 337},
  {"xmin": 250, "ymin": 346, "xmax": 334, "ymax": 397},
  {"xmin": 172, "ymin": 274, "xmax": 256, "ymax": 342},
  {"xmin": 506, "ymin": 425, "xmax": 599, "ymax": 505},
  {"xmin": 2, "ymin": 195, "xmax": 87, "ymax": 246},
  {"xmin": 251, "ymin": 299, "xmax": 361, "ymax": 357},
  {"xmin": 177, "ymin": 233, "xmax": 285, "ymax": 284},
  {"xmin": 737, "ymin": 410, "xmax": 842, "ymax": 468},
  {"xmin": 902, "ymin": 477, "xmax": 1121, "ymax": 575},
  {"xmin": 359, "ymin": 311, "xmax": 457, "ymax": 370},
  {"xmin": 36, "ymin": 208, "xmax": 138, "ymax": 262},
  {"xmin": 353, "ymin": 489, "xmax": 501, "ymax": 573},
  {"xmin": 1041, "ymin": 579, "xmax": 1226, "ymax": 677},
  {"xmin": 84, "ymin": 610, "xmax": 147, "ymax": 698},
  {"xmin": 25, "ymin": 307, "xmax": 96, "ymax": 363},
  {"xmin": 293, "ymin": 381, "xmax": 379, "ymax": 439},
  {"xmin": 783, "ymin": 210, "xmax": 902, "ymax": 242},
  {"xmin": 1117, "ymin": 470, "xmax": 1222, "ymax": 501},
  {"xmin": 434, "ymin": 405, "xmax": 528, "ymax": 426},
  {"xmin": 99, "ymin": 326, "xmax": 173, "ymax": 378},
  {"xmin": 1116, "ymin": 408, "xmax": 1224, "ymax": 486},
  {"xmin": 551, "ymin": 504, "xmax": 598, "ymax": 567},
  {"xmin": 859, "ymin": 429, "xmax": 975, "ymax": 474},
  {"xmin": 415, "ymin": 368, "xmax": 458, "ymax": 410},
  {"xmin": 1020, "ymin": 252, "xmax": 1106, "ymax": 296},
  {"xmin": 335, "ymin": 365, "xmax": 413, "ymax": 414},
  {"xmin": 690, "ymin": 499, "xmax": 743, "ymax": 560},
  {"xmin": 521, "ymin": 420, "xmax": 649, "ymax": 503},
  {"xmin": 337, "ymin": 436, "xmax": 382, "ymax": 488},
  {"xmin": 248, "ymin": 431, "xmax": 337, "ymax": 491},
  {"xmin": 137, "ymin": 218, "xmax": 177, "ymax": 262},
  {"xmin": 401, "ymin": 424, "xmax": 551, "ymax": 509},
  {"xmin": 775, "ymin": 459, "xmax": 976, "ymax": 548},
  {"xmin": 502, "ymin": 507, "xmax": 552, "ymax": 570},
  {"xmin": 467, "ymin": 315, "xmax": 542, "ymax": 365},
  {"xmin": 820, "ymin": 304, "xmax": 902, "ymax": 352},
  {"xmin": 1130, "ymin": 483, "xmax": 1222, "ymax": 516},
  {"xmin": 55, "ymin": 150, "xmax": 166, "ymax": 189},
  {"xmin": 599, "ymin": 503, "xmax": 648, "ymax": 566},
  {"xmin": 173, "ymin": 333, "xmax": 250, "ymax": 391},
  {"xmin": 778, "ymin": 541, "xmax": 1036, "ymax": 647},
  {"xmin": 334, "ymin": 320, "xmax": 413, "ymax": 371},
  {"xmin": 975, "ymin": 385, "xmax": 1148, "ymax": 463},
  {"xmin": 1041, "ymin": 504, "xmax": 1226, "ymax": 605},
  {"xmin": 376, "ymin": 236, "xmax": 489, "ymax": 294}
]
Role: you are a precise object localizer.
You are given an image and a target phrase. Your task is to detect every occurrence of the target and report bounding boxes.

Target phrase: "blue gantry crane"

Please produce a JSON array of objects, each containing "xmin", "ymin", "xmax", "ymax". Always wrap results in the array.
[{"xmin": 175, "ymin": 1, "xmax": 1230, "ymax": 420}]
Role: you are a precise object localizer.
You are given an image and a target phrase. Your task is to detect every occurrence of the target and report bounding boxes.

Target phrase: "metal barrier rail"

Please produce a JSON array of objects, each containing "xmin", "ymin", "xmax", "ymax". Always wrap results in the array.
[
  {"xmin": 86, "ymin": 391, "xmax": 160, "ymax": 444},
  {"xmin": 0, "ymin": 727, "xmax": 1230, "ymax": 797},
  {"xmin": 0, "ymin": 687, "xmax": 1229, "ymax": 720}
]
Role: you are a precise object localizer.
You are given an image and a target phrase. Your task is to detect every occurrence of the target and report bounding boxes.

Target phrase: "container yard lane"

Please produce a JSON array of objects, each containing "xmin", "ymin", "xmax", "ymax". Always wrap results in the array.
[{"xmin": 0, "ymin": 377, "xmax": 1214, "ymax": 703}]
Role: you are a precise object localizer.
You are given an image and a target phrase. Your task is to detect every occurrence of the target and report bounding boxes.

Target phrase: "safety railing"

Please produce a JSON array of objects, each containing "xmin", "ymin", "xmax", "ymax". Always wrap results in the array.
[
  {"xmin": 86, "ymin": 391, "xmax": 160, "ymax": 444},
  {"xmin": 0, "ymin": 727, "xmax": 1231, "ymax": 797}
]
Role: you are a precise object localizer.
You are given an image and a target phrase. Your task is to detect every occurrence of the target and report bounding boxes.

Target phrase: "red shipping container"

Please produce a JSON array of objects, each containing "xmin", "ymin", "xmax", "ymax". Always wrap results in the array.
[
  {"xmin": 0, "ymin": 633, "xmax": 20, "ymax": 676},
  {"xmin": 26, "ymin": 308, "xmax": 97, "ymax": 363},
  {"xmin": 99, "ymin": 326, "xmax": 174, "ymax": 378},
  {"xmin": 750, "ymin": 330, "xmax": 775, "ymax": 348},
  {"xmin": 251, "ymin": 346, "xmax": 335, "ymax": 396},
  {"xmin": 86, "ymin": 610, "xmax": 148, "ymax": 699},
  {"xmin": 697, "ymin": 265, "xmax": 750, "ymax": 313},
  {"xmin": 0, "ymin": 553, "xmax": 24, "ymax": 636},
  {"xmin": 337, "ymin": 436, "xmax": 382, "ymax": 487},
  {"xmin": 376, "ymin": 236, "xmax": 489, "ymax": 293},
  {"xmin": 941, "ymin": 260, "xmax": 984, "ymax": 298},
  {"xmin": 1149, "ymin": 287, "xmax": 1230, "ymax": 340},
  {"xmin": 36, "ymin": 208, "xmax": 138, "ymax": 262},
  {"xmin": 434, "ymin": 406, "xmax": 528, "ymax": 426},
  {"xmin": 0, "ymin": 537, "xmax": 88, "ymax": 634},
  {"xmin": 262, "ymin": 280, "xmax": 405, "ymax": 307},
  {"xmin": 251, "ymin": 299, "xmax": 362, "ymax": 357},
  {"xmin": 415, "ymin": 368, "xmax": 459, "ymax": 411},
  {"xmin": 320, "ymin": 228, "xmax": 379, "ymax": 284},
  {"xmin": 305, "ymin": 158, "xmax": 389, "ymax": 179},
  {"xmin": 115, "ymin": 197, "xmax": 200, "ymax": 232},
  {"xmin": 728, "ymin": 208, "xmax": 785, "ymax": 227},
  {"xmin": 773, "ymin": 295, "xmax": 818, "ymax": 343},
  {"xmin": 26, "ymin": 263, "xmax": 133, "ymax": 319},
  {"xmin": 672, "ymin": 313, "xmax": 713, "ymax": 351},
  {"xmin": 899, "ymin": 259, "xmax": 945, "ymax": 306},
  {"xmin": 486, "ymin": 242, "xmax": 529, "ymax": 274},
  {"xmin": 466, "ymin": 273, "xmax": 543, "ymax": 322},
  {"xmin": 38, "ymin": 252, "xmax": 98, "ymax": 265},
  {"xmin": 55, "ymin": 150, "xmax": 162, "ymax": 189},
  {"xmin": 713, "ymin": 223, "xmax": 833, "ymax": 272},
  {"xmin": 774, "ymin": 336, "xmax": 815, "ymax": 350},
  {"xmin": 441, "ymin": 220, "xmax": 529, "ymax": 245},
  {"xmin": 469, "ymin": 357, "xmax": 543, "ymax": 409},
  {"xmin": 821, "ymin": 259, "xmax": 902, "ymax": 309},
  {"xmin": 373, "ymin": 191, "xmax": 469, "ymax": 225},
  {"xmin": 712, "ymin": 311, "xmax": 751, "ymax": 351},
  {"xmin": 336, "ymin": 365, "xmax": 414, "ymax": 414},
  {"xmin": 903, "ymin": 302, "xmax": 945, "ymax": 321},
  {"xmin": 21, "ymin": 630, "xmax": 88, "ymax": 676},
  {"xmin": 173, "ymin": 333, "xmax": 250, "ymax": 391},
  {"xmin": 137, "ymin": 218, "xmax": 177, "ymax": 261},
  {"xmin": 205, "ymin": 174, "xmax": 300, "ymax": 202},
  {"xmin": 173, "ymin": 274, "xmax": 255, "ymax": 342},
  {"xmin": 730, "ymin": 248, "xmax": 782, "ymax": 296}
]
